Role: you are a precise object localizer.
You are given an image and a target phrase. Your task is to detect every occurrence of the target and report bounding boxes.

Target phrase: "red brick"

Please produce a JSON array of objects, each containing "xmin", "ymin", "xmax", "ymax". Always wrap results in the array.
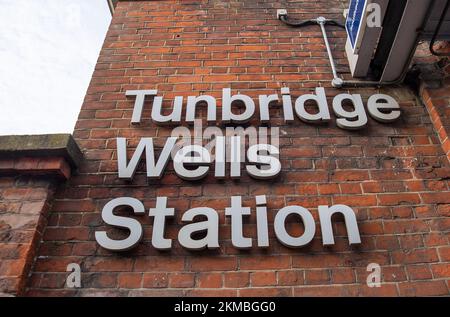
[
  {"xmin": 398, "ymin": 280, "xmax": 449, "ymax": 296},
  {"xmin": 197, "ymin": 273, "xmax": 222, "ymax": 288},
  {"xmin": 84, "ymin": 273, "xmax": 117, "ymax": 288},
  {"xmin": 431, "ymin": 263, "xmax": 450, "ymax": 279},
  {"xmin": 438, "ymin": 246, "xmax": 450, "ymax": 261},
  {"xmin": 377, "ymin": 193, "xmax": 421, "ymax": 206},
  {"xmin": 14, "ymin": 158, "xmax": 40, "ymax": 170},
  {"xmin": 333, "ymin": 195, "xmax": 377, "ymax": 206},
  {"xmin": 420, "ymin": 192, "xmax": 450, "ymax": 204},
  {"xmin": 186, "ymin": 289, "xmax": 238, "ymax": 297},
  {"xmin": 331, "ymin": 268, "xmax": 355, "ymax": 284},
  {"xmin": 382, "ymin": 266, "xmax": 407, "ymax": 282},
  {"xmin": 331, "ymin": 171, "xmax": 369, "ymax": 181},
  {"xmin": 250, "ymin": 271, "xmax": 277, "ymax": 287},
  {"xmin": 305, "ymin": 270, "xmax": 331, "ymax": 285},
  {"xmin": 391, "ymin": 249, "xmax": 439, "ymax": 264},
  {"xmin": 52, "ymin": 200, "xmax": 96, "ymax": 212},
  {"xmin": 240, "ymin": 256, "xmax": 290, "ymax": 270},
  {"xmin": 407, "ymin": 265, "xmax": 433, "ymax": 280},
  {"xmin": 277, "ymin": 270, "xmax": 304, "ymax": 286},
  {"xmin": 239, "ymin": 288, "xmax": 292, "ymax": 297},
  {"xmin": 318, "ymin": 184, "xmax": 340, "ymax": 195},
  {"xmin": 224, "ymin": 272, "xmax": 249, "ymax": 288},
  {"xmin": 118, "ymin": 273, "xmax": 142, "ymax": 288},
  {"xmin": 84, "ymin": 258, "xmax": 134, "ymax": 272},
  {"xmin": 134, "ymin": 257, "xmax": 185, "ymax": 272},
  {"xmin": 0, "ymin": 159, "xmax": 15, "ymax": 170},
  {"xmin": 189, "ymin": 257, "xmax": 237, "ymax": 272},
  {"xmin": 142, "ymin": 273, "xmax": 168, "ymax": 288},
  {"xmin": 169, "ymin": 273, "xmax": 195, "ymax": 288}
]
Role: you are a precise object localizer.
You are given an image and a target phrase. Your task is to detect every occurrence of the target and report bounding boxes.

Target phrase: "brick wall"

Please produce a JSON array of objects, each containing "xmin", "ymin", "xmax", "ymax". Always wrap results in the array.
[
  {"xmin": 25, "ymin": 0, "xmax": 449, "ymax": 296},
  {"xmin": 420, "ymin": 54, "xmax": 450, "ymax": 162},
  {"xmin": 0, "ymin": 155, "xmax": 74, "ymax": 296},
  {"xmin": 0, "ymin": 173, "xmax": 53, "ymax": 296}
]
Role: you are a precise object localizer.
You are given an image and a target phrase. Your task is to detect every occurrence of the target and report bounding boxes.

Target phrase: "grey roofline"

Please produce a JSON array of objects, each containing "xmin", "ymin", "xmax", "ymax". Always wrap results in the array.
[{"xmin": 107, "ymin": 0, "xmax": 117, "ymax": 15}]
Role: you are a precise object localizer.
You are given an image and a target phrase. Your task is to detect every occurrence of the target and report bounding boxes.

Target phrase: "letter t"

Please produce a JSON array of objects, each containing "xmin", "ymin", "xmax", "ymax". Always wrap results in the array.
[
  {"xmin": 149, "ymin": 197, "xmax": 174, "ymax": 250},
  {"xmin": 225, "ymin": 196, "xmax": 252, "ymax": 249},
  {"xmin": 126, "ymin": 90, "xmax": 158, "ymax": 124}
]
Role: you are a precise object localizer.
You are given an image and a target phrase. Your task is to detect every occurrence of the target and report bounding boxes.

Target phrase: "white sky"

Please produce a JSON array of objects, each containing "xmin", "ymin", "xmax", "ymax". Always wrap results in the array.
[{"xmin": 0, "ymin": 0, "xmax": 111, "ymax": 135}]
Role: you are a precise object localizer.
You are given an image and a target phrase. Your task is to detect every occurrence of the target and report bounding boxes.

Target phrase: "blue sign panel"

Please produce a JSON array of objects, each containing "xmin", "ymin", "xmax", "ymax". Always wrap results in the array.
[{"xmin": 346, "ymin": 0, "xmax": 367, "ymax": 48}]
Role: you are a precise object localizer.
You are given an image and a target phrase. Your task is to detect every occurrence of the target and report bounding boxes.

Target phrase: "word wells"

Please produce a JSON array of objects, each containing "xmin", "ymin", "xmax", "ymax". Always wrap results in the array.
[{"xmin": 117, "ymin": 134, "xmax": 281, "ymax": 180}]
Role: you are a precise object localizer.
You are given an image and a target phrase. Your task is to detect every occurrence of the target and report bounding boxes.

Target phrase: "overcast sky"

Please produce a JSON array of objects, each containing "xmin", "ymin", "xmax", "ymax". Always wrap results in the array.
[{"xmin": 0, "ymin": 0, "xmax": 111, "ymax": 135}]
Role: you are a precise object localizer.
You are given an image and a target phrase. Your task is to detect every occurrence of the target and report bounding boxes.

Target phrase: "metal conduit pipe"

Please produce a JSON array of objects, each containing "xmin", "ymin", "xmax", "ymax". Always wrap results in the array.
[
  {"xmin": 279, "ymin": 15, "xmax": 346, "ymax": 87},
  {"xmin": 279, "ymin": 1, "xmax": 439, "ymax": 88}
]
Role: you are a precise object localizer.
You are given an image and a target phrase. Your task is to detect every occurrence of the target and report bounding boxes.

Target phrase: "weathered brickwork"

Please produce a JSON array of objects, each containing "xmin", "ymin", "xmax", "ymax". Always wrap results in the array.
[
  {"xmin": 23, "ymin": 0, "xmax": 449, "ymax": 296},
  {"xmin": 0, "ymin": 157, "xmax": 71, "ymax": 295},
  {"xmin": 421, "ymin": 65, "xmax": 450, "ymax": 162}
]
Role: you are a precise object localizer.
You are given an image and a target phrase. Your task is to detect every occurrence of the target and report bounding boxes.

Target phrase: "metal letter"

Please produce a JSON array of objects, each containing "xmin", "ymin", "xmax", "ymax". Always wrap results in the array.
[
  {"xmin": 149, "ymin": 197, "xmax": 174, "ymax": 250},
  {"xmin": 151, "ymin": 96, "xmax": 182, "ymax": 124},
  {"xmin": 178, "ymin": 207, "xmax": 220, "ymax": 250},
  {"xmin": 186, "ymin": 95, "xmax": 217, "ymax": 123},
  {"xmin": 225, "ymin": 196, "xmax": 252, "ymax": 249},
  {"xmin": 294, "ymin": 87, "xmax": 331, "ymax": 123},
  {"xmin": 367, "ymin": 94, "xmax": 401, "ymax": 123},
  {"xmin": 173, "ymin": 145, "xmax": 211, "ymax": 180},
  {"xmin": 246, "ymin": 144, "xmax": 281, "ymax": 179},
  {"xmin": 281, "ymin": 87, "xmax": 295, "ymax": 122},
  {"xmin": 274, "ymin": 206, "xmax": 315, "ymax": 247},
  {"xmin": 214, "ymin": 136, "xmax": 226, "ymax": 178},
  {"xmin": 117, "ymin": 137, "xmax": 177, "ymax": 180},
  {"xmin": 255, "ymin": 195, "xmax": 269, "ymax": 248},
  {"xmin": 230, "ymin": 136, "xmax": 241, "ymax": 178},
  {"xmin": 332, "ymin": 93, "xmax": 368, "ymax": 130},
  {"xmin": 222, "ymin": 88, "xmax": 256, "ymax": 124},
  {"xmin": 318, "ymin": 204, "xmax": 361, "ymax": 246},
  {"xmin": 258, "ymin": 94, "xmax": 279, "ymax": 123},
  {"xmin": 126, "ymin": 90, "xmax": 158, "ymax": 124},
  {"xmin": 95, "ymin": 197, "xmax": 145, "ymax": 251}
]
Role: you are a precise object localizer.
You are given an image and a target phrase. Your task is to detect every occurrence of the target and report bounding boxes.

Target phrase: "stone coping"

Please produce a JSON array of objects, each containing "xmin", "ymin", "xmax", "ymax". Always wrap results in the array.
[{"xmin": 0, "ymin": 134, "xmax": 83, "ymax": 169}]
